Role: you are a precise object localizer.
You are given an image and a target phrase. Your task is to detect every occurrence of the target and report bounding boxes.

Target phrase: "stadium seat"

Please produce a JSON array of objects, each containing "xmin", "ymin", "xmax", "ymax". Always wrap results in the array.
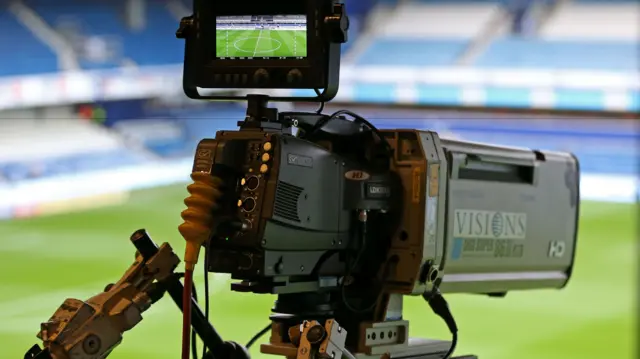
[
  {"xmin": 355, "ymin": 39, "xmax": 468, "ymax": 66},
  {"xmin": 541, "ymin": 1, "xmax": 638, "ymax": 40},
  {"xmin": 353, "ymin": 1, "xmax": 504, "ymax": 67},
  {"xmin": 0, "ymin": 149, "xmax": 147, "ymax": 182},
  {"xmin": 474, "ymin": 37, "xmax": 639, "ymax": 71},
  {"xmin": 28, "ymin": 0, "xmax": 184, "ymax": 69},
  {"xmin": 372, "ymin": 118, "xmax": 638, "ymax": 176},
  {"xmin": 575, "ymin": 0, "xmax": 637, "ymax": 2},
  {"xmin": 0, "ymin": 124, "xmax": 122, "ymax": 163},
  {"xmin": 0, "ymin": 10, "xmax": 59, "ymax": 77},
  {"xmin": 142, "ymin": 141, "xmax": 191, "ymax": 158},
  {"xmin": 449, "ymin": 128, "xmax": 638, "ymax": 175},
  {"xmin": 112, "ymin": 118, "xmax": 190, "ymax": 158},
  {"xmin": 411, "ymin": 0, "xmax": 508, "ymax": 3},
  {"xmin": 27, "ymin": 0, "xmax": 128, "ymax": 69},
  {"xmin": 122, "ymin": 4, "xmax": 184, "ymax": 66}
]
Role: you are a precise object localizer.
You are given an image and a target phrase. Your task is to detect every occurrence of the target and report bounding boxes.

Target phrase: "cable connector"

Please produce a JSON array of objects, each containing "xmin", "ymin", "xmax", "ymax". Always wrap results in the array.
[
  {"xmin": 179, "ymin": 173, "xmax": 224, "ymax": 271},
  {"xmin": 423, "ymin": 290, "xmax": 457, "ymax": 335},
  {"xmin": 423, "ymin": 290, "xmax": 458, "ymax": 359}
]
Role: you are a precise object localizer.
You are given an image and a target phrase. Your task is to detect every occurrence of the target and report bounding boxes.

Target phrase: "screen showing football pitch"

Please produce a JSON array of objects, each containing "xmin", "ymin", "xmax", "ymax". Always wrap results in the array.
[{"xmin": 216, "ymin": 15, "xmax": 308, "ymax": 59}]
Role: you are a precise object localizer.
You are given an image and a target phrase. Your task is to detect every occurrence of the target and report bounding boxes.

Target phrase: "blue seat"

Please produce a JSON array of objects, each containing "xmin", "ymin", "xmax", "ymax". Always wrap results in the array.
[
  {"xmin": 576, "ymin": 153, "xmax": 638, "ymax": 175},
  {"xmin": 28, "ymin": 0, "xmax": 128, "ymax": 69},
  {"xmin": 0, "ymin": 163, "xmax": 30, "ymax": 182},
  {"xmin": 29, "ymin": 0, "xmax": 183, "ymax": 68},
  {"xmin": 371, "ymin": 118, "xmax": 638, "ymax": 175},
  {"xmin": 0, "ymin": 149, "xmax": 147, "ymax": 182},
  {"xmin": 145, "ymin": 140, "xmax": 191, "ymax": 158},
  {"xmin": 0, "ymin": 11, "xmax": 59, "ymax": 77},
  {"xmin": 122, "ymin": 4, "xmax": 185, "ymax": 66},
  {"xmin": 412, "ymin": 0, "xmax": 507, "ymax": 2},
  {"xmin": 356, "ymin": 39, "xmax": 468, "ymax": 66},
  {"xmin": 475, "ymin": 37, "xmax": 639, "ymax": 71},
  {"xmin": 181, "ymin": 118, "xmax": 239, "ymax": 139},
  {"xmin": 574, "ymin": 0, "xmax": 636, "ymax": 3}
]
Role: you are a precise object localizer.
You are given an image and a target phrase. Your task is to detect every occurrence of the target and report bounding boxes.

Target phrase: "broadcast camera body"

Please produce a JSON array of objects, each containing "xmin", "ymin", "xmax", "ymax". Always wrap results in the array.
[{"xmin": 23, "ymin": 1, "xmax": 580, "ymax": 359}]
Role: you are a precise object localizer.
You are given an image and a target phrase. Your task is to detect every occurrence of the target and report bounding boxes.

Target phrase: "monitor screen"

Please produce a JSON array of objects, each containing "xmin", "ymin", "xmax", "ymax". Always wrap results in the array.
[{"xmin": 216, "ymin": 15, "xmax": 308, "ymax": 59}]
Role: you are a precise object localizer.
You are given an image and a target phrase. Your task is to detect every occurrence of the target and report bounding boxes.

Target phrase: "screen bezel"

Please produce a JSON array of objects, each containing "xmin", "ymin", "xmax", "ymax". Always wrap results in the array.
[{"xmin": 200, "ymin": 1, "xmax": 316, "ymax": 69}]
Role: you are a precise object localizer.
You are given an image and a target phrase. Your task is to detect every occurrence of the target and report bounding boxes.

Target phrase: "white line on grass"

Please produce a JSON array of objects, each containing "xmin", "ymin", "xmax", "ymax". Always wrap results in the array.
[
  {"xmin": 0, "ymin": 274, "xmax": 233, "ymax": 332},
  {"xmin": 0, "ymin": 283, "xmax": 106, "ymax": 318},
  {"xmin": 252, "ymin": 29, "xmax": 263, "ymax": 57}
]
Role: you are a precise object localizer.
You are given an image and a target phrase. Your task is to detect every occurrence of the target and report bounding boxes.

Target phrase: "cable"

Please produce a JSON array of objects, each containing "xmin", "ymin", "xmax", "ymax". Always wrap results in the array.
[
  {"xmin": 191, "ymin": 281, "xmax": 199, "ymax": 359},
  {"xmin": 349, "ymin": 217, "xmax": 368, "ymax": 272},
  {"xmin": 179, "ymin": 173, "xmax": 224, "ymax": 359},
  {"xmin": 341, "ymin": 217, "xmax": 378, "ymax": 314},
  {"xmin": 340, "ymin": 282, "xmax": 378, "ymax": 314},
  {"xmin": 202, "ymin": 247, "xmax": 211, "ymax": 359},
  {"xmin": 307, "ymin": 109, "xmax": 392, "ymax": 154},
  {"xmin": 245, "ymin": 323, "xmax": 272, "ymax": 349},
  {"xmin": 314, "ymin": 88, "xmax": 325, "ymax": 114},
  {"xmin": 182, "ymin": 270, "xmax": 194, "ymax": 359},
  {"xmin": 422, "ymin": 290, "xmax": 458, "ymax": 359},
  {"xmin": 175, "ymin": 272, "xmax": 199, "ymax": 359},
  {"xmin": 443, "ymin": 332, "xmax": 458, "ymax": 359}
]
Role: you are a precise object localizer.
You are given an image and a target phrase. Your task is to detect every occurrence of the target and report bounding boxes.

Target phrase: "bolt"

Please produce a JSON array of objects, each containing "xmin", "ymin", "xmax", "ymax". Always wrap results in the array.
[
  {"xmin": 300, "ymin": 265, "xmax": 305, "ymax": 272},
  {"xmin": 337, "ymin": 326, "xmax": 342, "ymax": 333},
  {"xmin": 300, "ymin": 348, "xmax": 308, "ymax": 355},
  {"xmin": 261, "ymin": 239, "xmax": 267, "ymax": 245}
]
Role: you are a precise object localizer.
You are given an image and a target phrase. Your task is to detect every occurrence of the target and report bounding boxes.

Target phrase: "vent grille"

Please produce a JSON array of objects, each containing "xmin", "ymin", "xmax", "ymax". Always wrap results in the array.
[{"xmin": 274, "ymin": 181, "xmax": 303, "ymax": 222}]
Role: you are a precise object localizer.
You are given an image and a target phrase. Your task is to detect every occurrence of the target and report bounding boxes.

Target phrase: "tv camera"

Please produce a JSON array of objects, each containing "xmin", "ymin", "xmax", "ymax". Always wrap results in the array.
[{"xmin": 23, "ymin": 1, "xmax": 580, "ymax": 359}]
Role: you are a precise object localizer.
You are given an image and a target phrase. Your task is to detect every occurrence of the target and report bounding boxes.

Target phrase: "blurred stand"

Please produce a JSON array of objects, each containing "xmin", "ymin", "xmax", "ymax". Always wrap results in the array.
[{"xmin": 0, "ymin": 0, "xmax": 637, "ymax": 220}]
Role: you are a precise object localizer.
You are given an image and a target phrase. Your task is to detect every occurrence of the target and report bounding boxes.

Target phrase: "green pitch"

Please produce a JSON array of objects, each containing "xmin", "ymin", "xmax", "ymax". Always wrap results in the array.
[
  {"xmin": 0, "ymin": 185, "xmax": 636, "ymax": 359},
  {"xmin": 216, "ymin": 29, "xmax": 307, "ymax": 58}
]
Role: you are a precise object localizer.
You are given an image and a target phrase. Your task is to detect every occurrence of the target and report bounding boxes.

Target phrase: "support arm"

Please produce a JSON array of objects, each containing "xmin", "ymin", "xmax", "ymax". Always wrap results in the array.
[
  {"xmin": 24, "ymin": 233, "xmax": 180, "ymax": 359},
  {"xmin": 24, "ymin": 230, "xmax": 248, "ymax": 359}
]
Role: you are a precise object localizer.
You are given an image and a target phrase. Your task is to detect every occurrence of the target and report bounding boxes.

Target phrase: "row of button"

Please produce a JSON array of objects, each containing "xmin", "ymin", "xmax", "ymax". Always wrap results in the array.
[{"xmin": 214, "ymin": 69, "xmax": 303, "ymax": 86}]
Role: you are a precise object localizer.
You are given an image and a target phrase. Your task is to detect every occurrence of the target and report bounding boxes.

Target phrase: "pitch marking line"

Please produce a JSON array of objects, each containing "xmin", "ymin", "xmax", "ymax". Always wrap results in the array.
[
  {"xmin": 252, "ymin": 29, "xmax": 263, "ymax": 57},
  {"xmin": 233, "ymin": 36, "xmax": 282, "ymax": 54}
]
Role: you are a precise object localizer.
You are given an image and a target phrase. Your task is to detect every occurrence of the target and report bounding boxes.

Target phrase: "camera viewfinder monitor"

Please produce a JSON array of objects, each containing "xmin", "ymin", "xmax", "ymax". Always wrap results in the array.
[
  {"xmin": 216, "ymin": 15, "xmax": 308, "ymax": 60},
  {"xmin": 182, "ymin": 0, "xmax": 344, "ymax": 98}
]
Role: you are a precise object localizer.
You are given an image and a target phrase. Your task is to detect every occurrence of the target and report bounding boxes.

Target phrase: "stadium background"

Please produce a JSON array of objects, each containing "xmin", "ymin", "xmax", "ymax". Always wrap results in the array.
[{"xmin": 0, "ymin": 0, "xmax": 637, "ymax": 359}]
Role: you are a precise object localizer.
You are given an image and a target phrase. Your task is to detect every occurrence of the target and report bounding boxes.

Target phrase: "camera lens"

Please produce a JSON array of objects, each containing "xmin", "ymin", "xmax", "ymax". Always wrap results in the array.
[
  {"xmin": 246, "ymin": 176, "xmax": 260, "ymax": 191},
  {"xmin": 241, "ymin": 197, "xmax": 257, "ymax": 212}
]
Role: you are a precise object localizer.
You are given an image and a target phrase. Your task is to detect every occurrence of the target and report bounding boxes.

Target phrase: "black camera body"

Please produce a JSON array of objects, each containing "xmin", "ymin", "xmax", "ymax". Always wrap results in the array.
[{"xmin": 178, "ymin": 0, "xmax": 348, "ymax": 102}]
